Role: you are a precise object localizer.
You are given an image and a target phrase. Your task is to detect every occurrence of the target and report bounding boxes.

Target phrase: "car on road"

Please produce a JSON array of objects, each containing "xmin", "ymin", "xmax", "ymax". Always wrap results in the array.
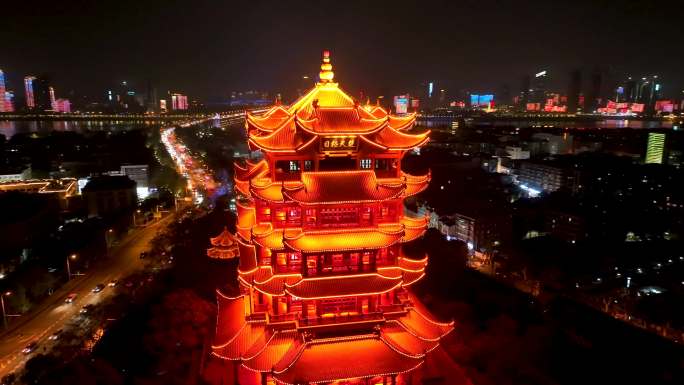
[
  {"xmin": 108, "ymin": 279, "xmax": 119, "ymax": 287},
  {"xmin": 65, "ymin": 293, "xmax": 78, "ymax": 304},
  {"xmin": 78, "ymin": 305, "xmax": 95, "ymax": 315},
  {"xmin": 21, "ymin": 341, "xmax": 39, "ymax": 355},
  {"xmin": 48, "ymin": 329, "xmax": 63, "ymax": 341},
  {"xmin": 92, "ymin": 283, "xmax": 105, "ymax": 293}
]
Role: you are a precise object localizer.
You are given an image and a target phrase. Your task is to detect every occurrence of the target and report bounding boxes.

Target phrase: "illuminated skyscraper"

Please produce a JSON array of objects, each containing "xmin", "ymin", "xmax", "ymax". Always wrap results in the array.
[
  {"xmin": 645, "ymin": 132, "xmax": 666, "ymax": 164},
  {"xmin": 49, "ymin": 87, "xmax": 57, "ymax": 111},
  {"xmin": 4, "ymin": 91, "xmax": 15, "ymax": 112},
  {"xmin": 170, "ymin": 93, "xmax": 188, "ymax": 110},
  {"xmin": 531, "ymin": 70, "xmax": 547, "ymax": 103},
  {"xmin": 24, "ymin": 76, "xmax": 37, "ymax": 109},
  {"xmin": 0, "ymin": 69, "xmax": 7, "ymax": 112}
]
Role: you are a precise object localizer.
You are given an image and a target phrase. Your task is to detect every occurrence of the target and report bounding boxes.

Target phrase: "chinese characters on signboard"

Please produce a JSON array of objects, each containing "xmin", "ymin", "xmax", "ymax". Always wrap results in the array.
[{"xmin": 320, "ymin": 136, "xmax": 358, "ymax": 151}]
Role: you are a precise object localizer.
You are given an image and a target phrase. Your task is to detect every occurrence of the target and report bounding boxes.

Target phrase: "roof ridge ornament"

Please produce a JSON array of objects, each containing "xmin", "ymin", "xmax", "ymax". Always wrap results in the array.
[{"xmin": 318, "ymin": 50, "xmax": 334, "ymax": 83}]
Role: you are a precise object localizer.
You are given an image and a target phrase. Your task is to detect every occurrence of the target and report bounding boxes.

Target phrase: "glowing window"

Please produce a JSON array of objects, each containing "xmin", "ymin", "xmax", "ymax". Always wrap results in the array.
[
  {"xmin": 289, "ymin": 161, "xmax": 300, "ymax": 172},
  {"xmin": 277, "ymin": 253, "xmax": 287, "ymax": 266},
  {"xmin": 360, "ymin": 158, "xmax": 372, "ymax": 169},
  {"xmin": 362, "ymin": 253, "xmax": 370, "ymax": 265}
]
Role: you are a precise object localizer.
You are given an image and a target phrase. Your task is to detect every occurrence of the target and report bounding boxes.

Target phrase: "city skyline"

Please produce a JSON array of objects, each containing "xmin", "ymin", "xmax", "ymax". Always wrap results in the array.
[{"xmin": 2, "ymin": 0, "xmax": 683, "ymax": 101}]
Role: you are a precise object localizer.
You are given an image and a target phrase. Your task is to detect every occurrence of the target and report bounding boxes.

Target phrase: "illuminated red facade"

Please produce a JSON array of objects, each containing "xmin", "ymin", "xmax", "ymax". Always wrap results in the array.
[{"xmin": 209, "ymin": 52, "xmax": 452, "ymax": 385}]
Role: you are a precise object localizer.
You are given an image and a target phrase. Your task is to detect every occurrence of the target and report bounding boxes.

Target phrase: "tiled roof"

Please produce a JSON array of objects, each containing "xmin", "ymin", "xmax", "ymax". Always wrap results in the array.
[
  {"xmin": 251, "ymin": 226, "xmax": 301, "ymax": 251},
  {"xmin": 248, "ymin": 119, "xmax": 317, "ymax": 153},
  {"xmin": 242, "ymin": 330, "xmax": 303, "ymax": 373},
  {"xmin": 234, "ymin": 160, "xmax": 269, "ymax": 197},
  {"xmin": 272, "ymin": 335, "xmax": 424, "ymax": 385},
  {"xmin": 366, "ymin": 105, "xmax": 389, "ymax": 119},
  {"xmin": 236, "ymin": 239, "xmax": 257, "ymax": 273},
  {"xmin": 283, "ymin": 170, "xmax": 405, "ymax": 204},
  {"xmin": 362, "ymin": 126, "xmax": 430, "ymax": 151},
  {"xmin": 207, "ymin": 227, "xmax": 239, "ymax": 259},
  {"xmin": 234, "ymin": 159, "xmax": 269, "ymax": 182},
  {"xmin": 212, "ymin": 322, "xmax": 267, "ymax": 360},
  {"xmin": 247, "ymin": 83, "xmax": 418, "ymax": 139},
  {"xmin": 297, "ymin": 107, "xmax": 387, "ymax": 134},
  {"xmin": 380, "ymin": 321, "xmax": 440, "ymax": 356},
  {"xmin": 397, "ymin": 308, "xmax": 454, "ymax": 341},
  {"xmin": 255, "ymin": 272, "xmax": 303, "ymax": 296},
  {"xmin": 398, "ymin": 171, "xmax": 431, "ymax": 197},
  {"xmin": 210, "ymin": 227, "xmax": 237, "ymax": 247},
  {"xmin": 246, "ymin": 106, "xmax": 293, "ymax": 132},
  {"xmin": 213, "ymin": 293, "xmax": 246, "ymax": 348},
  {"xmin": 207, "ymin": 247, "xmax": 238, "ymax": 259},
  {"xmin": 236, "ymin": 202, "xmax": 256, "ymax": 241},
  {"xmin": 285, "ymin": 273, "xmax": 402, "ymax": 299},
  {"xmin": 388, "ymin": 113, "xmax": 417, "ymax": 130},
  {"xmin": 400, "ymin": 215, "xmax": 428, "ymax": 242},
  {"xmin": 283, "ymin": 226, "xmax": 404, "ymax": 253}
]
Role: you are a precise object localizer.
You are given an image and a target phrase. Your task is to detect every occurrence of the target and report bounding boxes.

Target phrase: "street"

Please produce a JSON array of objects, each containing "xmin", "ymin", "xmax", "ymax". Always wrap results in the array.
[{"xmin": 0, "ymin": 214, "xmax": 174, "ymax": 378}]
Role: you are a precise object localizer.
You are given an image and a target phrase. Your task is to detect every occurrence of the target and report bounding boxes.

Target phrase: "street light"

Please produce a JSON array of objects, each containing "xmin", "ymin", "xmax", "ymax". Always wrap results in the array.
[
  {"xmin": 1, "ymin": 291, "xmax": 12, "ymax": 329},
  {"xmin": 67, "ymin": 254, "xmax": 77, "ymax": 280}
]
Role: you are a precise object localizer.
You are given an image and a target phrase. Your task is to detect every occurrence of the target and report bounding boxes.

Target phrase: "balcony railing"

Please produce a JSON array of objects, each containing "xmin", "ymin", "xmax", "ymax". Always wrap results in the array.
[{"xmin": 297, "ymin": 312, "xmax": 385, "ymax": 328}]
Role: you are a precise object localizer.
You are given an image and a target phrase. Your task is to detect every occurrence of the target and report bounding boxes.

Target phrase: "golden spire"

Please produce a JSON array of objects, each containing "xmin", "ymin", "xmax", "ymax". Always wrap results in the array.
[{"xmin": 318, "ymin": 50, "xmax": 334, "ymax": 83}]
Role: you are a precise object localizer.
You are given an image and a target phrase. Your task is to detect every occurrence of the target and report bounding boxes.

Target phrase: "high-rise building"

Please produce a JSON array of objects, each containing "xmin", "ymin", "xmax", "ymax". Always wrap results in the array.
[
  {"xmin": 54, "ymin": 99, "xmax": 71, "ymax": 113},
  {"xmin": 585, "ymin": 68, "xmax": 602, "ymax": 113},
  {"xmin": 567, "ymin": 69, "xmax": 582, "ymax": 113},
  {"xmin": 32, "ymin": 76, "xmax": 53, "ymax": 111},
  {"xmin": 210, "ymin": 52, "xmax": 452, "ymax": 385},
  {"xmin": 48, "ymin": 87, "xmax": 57, "ymax": 111},
  {"xmin": 519, "ymin": 75, "xmax": 531, "ymax": 111},
  {"xmin": 636, "ymin": 76, "xmax": 660, "ymax": 113},
  {"xmin": 531, "ymin": 70, "xmax": 548, "ymax": 103},
  {"xmin": 624, "ymin": 77, "xmax": 637, "ymax": 102},
  {"xmin": 0, "ymin": 69, "xmax": 7, "ymax": 113},
  {"xmin": 170, "ymin": 93, "xmax": 188, "ymax": 110},
  {"xmin": 645, "ymin": 132, "xmax": 666, "ymax": 164},
  {"xmin": 4, "ymin": 91, "xmax": 15, "ymax": 112},
  {"xmin": 24, "ymin": 76, "xmax": 37, "ymax": 109}
]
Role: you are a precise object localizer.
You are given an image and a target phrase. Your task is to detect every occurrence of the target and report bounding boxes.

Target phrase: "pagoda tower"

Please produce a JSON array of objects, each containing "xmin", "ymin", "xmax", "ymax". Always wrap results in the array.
[{"xmin": 211, "ymin": 51, "xmax": 453, "ymax": 385}]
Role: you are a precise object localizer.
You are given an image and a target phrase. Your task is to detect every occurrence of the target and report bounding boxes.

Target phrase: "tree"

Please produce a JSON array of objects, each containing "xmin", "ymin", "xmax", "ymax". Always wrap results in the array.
[{"xmin": 144, "ymin": 289, "xmax": 215, "ymax": 381}]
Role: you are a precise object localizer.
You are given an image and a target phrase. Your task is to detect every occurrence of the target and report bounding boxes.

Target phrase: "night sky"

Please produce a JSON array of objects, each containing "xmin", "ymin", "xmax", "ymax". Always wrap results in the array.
[{"xmin": 2, "ymin": 0, "xmax": 683, "ymax": 102}]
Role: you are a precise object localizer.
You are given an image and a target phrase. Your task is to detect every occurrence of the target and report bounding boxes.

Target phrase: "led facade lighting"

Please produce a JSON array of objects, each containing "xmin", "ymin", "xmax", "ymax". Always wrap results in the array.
[{"xmin": 209, "ymin": 52, "xmax": 452, "ymax": 384}]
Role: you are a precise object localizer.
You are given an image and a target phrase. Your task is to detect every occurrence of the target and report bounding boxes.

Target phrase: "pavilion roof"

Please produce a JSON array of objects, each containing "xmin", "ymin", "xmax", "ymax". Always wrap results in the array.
[
  {"xmin": 242, "ymin": 330, "xmax": 303, "ymax": 373},
  {"xmin": 282, "ymin": 170, "xmax": 405, "ymax": 205},
  {"xmin": 285, "ymin": 273, "xmax": 403, "ymax": 300},
  {"xmin": 397, "ymin": 308, "xmax": 454, "ymax": 341},
  {"xmin": 213, "ymin": 293, "xmax": 247, "ymax": 348},
  {"xmin": 380, "ymin": 321, "xmax": 440, "ymax": 356},
  {"xmin": 283, "ymin": 225, "xmax": 404, "ymax": 253},
  {"xmin": 360, "ymin": 126, "xmax": 430, "ymax": 151},
  {"xmin": 272, "ymin": 334, "xmax": 424, "ymax": 385},
  {"xmin": 400, "ymin": 170, "xmax": 431, "ymax": 197},
  {"xmin": 211, "ymin": 286, "xmax": 453, "ymax": 381},
  {"xmin": 400, "ymin": 215, "xmax": 429, "ymax": 242},
  {"xmin": 212, "ymin": 322, "xmax": 267, "ymax": 360},
  {"xmin": 210, "ymin": 226, "xmax": 238, "ymax": 247},
  {"xmin": 247, "ymin": 118, "xmax": 318, "ymax": 153},
  {"xmin": 207, "ymin": 227, "xmax": 240, "ymax": 259},
  {"xmin": 245, "ymin": 53, "xmax": 425, "ymax": 152},
  {"xmin": 234, "ymin": 160, "xmax": 269, "ymax": 197},
  {"xmin": 236, "ymin": 238, "xmax": 258, "ymax": 273},
  {"xmin": 296, "ymin": 106, "xmax": 387, "ymax": 135},
  {"xmin": 236, "ymin": 201, "xmax": 256, "ymax": 241}
]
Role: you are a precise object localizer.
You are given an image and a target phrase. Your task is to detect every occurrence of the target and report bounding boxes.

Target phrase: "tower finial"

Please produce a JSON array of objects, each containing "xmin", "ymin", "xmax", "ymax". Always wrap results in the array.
[{"xmin": 319, "ymin": 50, "xmax": 334, "ymax": 83}]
